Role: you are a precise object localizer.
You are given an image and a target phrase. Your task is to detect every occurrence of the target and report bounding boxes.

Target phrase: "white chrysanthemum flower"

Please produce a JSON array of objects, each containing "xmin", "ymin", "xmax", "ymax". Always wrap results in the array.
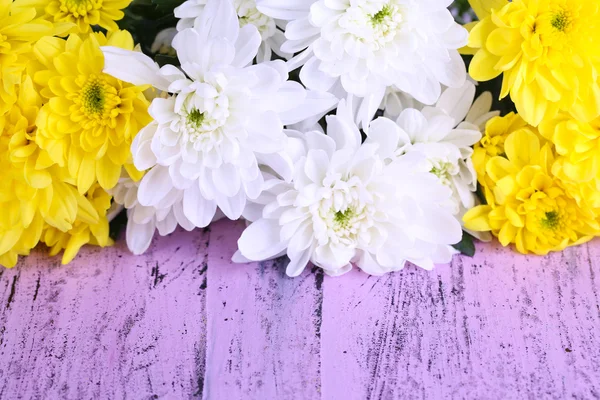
[
  {"xmin": 110, "ymin": 170, "xmax": 226, "ymax": 255},
  {"xmin": 109, "ymin": 170, "xmax": 195, "ymax": 255},
  {"xmin": 235, "ymin": 100, "xmax": 462, "ymax": 277},
  {"xmin": 102, "ymin": 0, "xmax": 337, "ymax": 236},
  {"xmin": 366, "ymin": 81, "xmax": 499, "ymax": 241},
  {"xmin": 175, "ymin": 0, "xmax": 291, "ymax": 63},
  {"xmin": 257, "ymin": 0, "xmax": 468, "ymax": 105}
]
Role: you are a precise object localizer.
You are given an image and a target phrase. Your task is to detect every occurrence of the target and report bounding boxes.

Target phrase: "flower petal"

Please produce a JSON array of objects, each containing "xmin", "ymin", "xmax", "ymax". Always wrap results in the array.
[{"xmin": 238, "ymin": 218, "xmax": 287, "ymax": 261}]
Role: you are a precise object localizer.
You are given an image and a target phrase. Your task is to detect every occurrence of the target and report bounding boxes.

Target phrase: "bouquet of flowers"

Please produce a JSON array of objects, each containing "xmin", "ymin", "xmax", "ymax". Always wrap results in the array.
[{"xmin": 2, "ymin": 0, "xmax": 600, "ymax": 277}]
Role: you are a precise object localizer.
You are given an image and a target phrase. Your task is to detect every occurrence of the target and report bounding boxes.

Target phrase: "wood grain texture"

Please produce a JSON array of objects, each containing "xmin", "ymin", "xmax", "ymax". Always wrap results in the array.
[
  {"xmin": 321, "ymin": 241, "xmax": 600, "ymax": 400},
  {"xmin": 1, "ymin": 220, "xmax": 600, "ymax": 400},
  {"xmin": 204, "ymin": 220, "xmax": 322, "ymax": 400},
  {"xmin": 0, "ymin": 228, "xmax": 210, "ymax": 399}
]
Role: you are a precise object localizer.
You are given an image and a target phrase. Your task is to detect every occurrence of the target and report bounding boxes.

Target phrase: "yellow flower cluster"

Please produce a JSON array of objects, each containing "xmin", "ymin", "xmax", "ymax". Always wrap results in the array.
[
  {"xmin": 464, "ymin": 113, "xmax": 600, "ymax": 254},
  {"xmin": 0, "ymin": 0, "xmax": 148, "ymax": 268},
  {"xmin": 463, "ymin": 0, "xmax": 600, "ymax": 255},
  {"xmin": 464, "ymin": 0, "xmax": 600, "ymax": 127}
]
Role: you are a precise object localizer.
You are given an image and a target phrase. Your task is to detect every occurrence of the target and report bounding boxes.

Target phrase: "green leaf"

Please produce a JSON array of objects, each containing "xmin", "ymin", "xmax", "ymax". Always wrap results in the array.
[
  {"xmin": 453, "ymin": 232, "xmax": 476, "ymax": 257},
  {"xmin": 151, "ymin": 0, "xmax": 185, "ymax": 12}
]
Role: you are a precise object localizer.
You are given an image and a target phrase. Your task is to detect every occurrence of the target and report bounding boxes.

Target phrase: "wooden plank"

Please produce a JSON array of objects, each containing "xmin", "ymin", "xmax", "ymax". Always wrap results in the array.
[
  {"xmin": 203, "ymin": 219, "xmax": 322, "ymax": 400},
  {"xmin": 2, "ymin": 219, "xmax": 600, "ymax": 399},
  {"xmin": 0, "ymin": 228, "xmax": 209, "ymax": 399},
  {"xmin": 320, "ymin": 240, "xmax": 600, "ymax": 400}
]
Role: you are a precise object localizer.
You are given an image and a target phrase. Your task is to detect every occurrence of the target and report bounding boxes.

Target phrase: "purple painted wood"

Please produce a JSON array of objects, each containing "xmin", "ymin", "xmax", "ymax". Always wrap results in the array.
[
  {"xmin": 204, "ymin": 219, "xmax": 322, "ymax": 399},
  {"xmin": 0, "ymin": 228, "xmax": 209, "ymax": 399},
  {"xmin": 1, "ymin": 220, "xmax": 600, "ymax": 399},
  {"xmin": 320, "ymin": 242, "xmax": 600, "ymax": 399}
]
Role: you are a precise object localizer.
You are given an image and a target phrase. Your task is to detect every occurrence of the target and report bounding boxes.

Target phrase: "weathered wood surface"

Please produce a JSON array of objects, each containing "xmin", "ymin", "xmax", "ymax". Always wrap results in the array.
[{"xmin": 1, "ymin": 219, "xmax": 600, "ymax": 399}]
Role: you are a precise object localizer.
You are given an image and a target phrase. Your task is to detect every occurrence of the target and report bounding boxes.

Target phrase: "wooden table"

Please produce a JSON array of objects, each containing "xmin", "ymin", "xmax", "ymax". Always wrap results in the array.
[{"xmin": 1, "ymin": 219, "xmax": 599, "ymax": 399}]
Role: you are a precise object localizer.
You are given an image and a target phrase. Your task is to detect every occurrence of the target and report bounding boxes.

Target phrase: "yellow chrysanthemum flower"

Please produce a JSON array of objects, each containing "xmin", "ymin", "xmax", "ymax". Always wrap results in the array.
[
  {"xmin": 0, "ymin": 77, "xmax": 102, "ymax": 267},
  {"xmin": 539, "ymin": 115, "xmax": 600, "ymax": 208},
  {"xmin": 32, "ymin": 30, "xmax": 151, "ymax": 194},
  {"xmin": 473, "ymin": 113, "xmax": 535, "ymax": 192},
  {"xmin": 42, "ymin": 183, "xmax": 113, "ymax": 264},
  {"xmin": 539, "ymin": 115, "xmax": 600, "ymax": 184},
  {"xmin": 15, "ymin": 0, "xmax": 131, "ymax": 33},
  {"xmin": 465, "ymin": 0, "xmax": 600, "ymax": 126},
  {"xmin": 0, "ymin": 0, "xmax": 56, "ymax": 116},
  {"xmin": 464, "ymin": 129, "xmax": 600, "ymax": 255},
  {"xmin": 0, "ymin": 213, "xmax": 45, "ymax": 268}
]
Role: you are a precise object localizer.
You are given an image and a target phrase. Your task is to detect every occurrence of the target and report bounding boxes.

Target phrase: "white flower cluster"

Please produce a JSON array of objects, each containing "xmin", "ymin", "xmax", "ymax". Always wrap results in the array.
[{"xmin": 103, "ymin": 0, "xmax": 498, "ymax": 276}]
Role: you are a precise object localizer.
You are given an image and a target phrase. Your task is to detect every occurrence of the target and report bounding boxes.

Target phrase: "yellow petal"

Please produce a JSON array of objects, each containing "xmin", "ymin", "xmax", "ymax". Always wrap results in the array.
[
  {"xmin": 96, "ymin": 157, "xmax": 121, "ymax": 190},
  {"xmin": 468, "ymin": 0, "xmax": 509, "ymax": 20},
  {"xmin": 504, "ymin": 129, "xmax": 540, "ymax": 168},
  {"xmin": 463, "ymin": 205, "xmax": 493, "ymax": 231},
  {"xmin": 498, "ymin": 221, "xmax": 518, "ymax": 246},
  {"xmin": 469, "ymin": 49, "xmax": 503, "ymax": 82},
  {"xmin": 62, "ymin": 230, "xmax": 90, "ymax": 264}
]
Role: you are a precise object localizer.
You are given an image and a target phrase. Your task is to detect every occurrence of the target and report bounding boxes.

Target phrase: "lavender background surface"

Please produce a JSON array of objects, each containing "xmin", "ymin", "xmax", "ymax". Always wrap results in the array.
[{"xmin": 1, "ymin": 219, "xmax": 599, "ymax": 399}]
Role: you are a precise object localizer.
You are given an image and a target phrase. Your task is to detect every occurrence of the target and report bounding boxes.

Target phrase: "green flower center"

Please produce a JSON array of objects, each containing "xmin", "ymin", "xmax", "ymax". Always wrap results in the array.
[
  {"xmin": 371, "ymin": 5, "xmax": 392, "ymax": 25},
  {"xmin": 187, "ymin": 108, "xmax": 206, "ymax": 129},
  {"xmin": 541, "ymin": 211, "xmax": 560, "ymax": 230},
  {"xmin": 333, "ymin": 208, "xmax": 354, "ymax": 230},
  {"xmin": 551, "ymin": 11, "xmax": 570, "ymax": 32},
  {"xmin": 82, "ymin": 80, "xmax": 105, "ymax": 115},
  {"xmin": 430, "ymin": 160, "xmax": 457, "ymax": 187}
]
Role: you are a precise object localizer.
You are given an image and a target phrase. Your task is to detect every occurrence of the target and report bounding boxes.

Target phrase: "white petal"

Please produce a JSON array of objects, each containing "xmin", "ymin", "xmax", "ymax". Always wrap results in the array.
[
  {"xmin": 232, "ymin": 250, "xmax": 253, "ymax": 263},
  {"xmin": 444, "ymin": 128, "xmax": 482, "ymax": 148},
  {"xmin": 212, "ymin": 163, "xmax": 241, "ymax": 198},
  {"xmin": 268, "ymin": 30, "xmax": 293, "ymax": 59},
  {"xmin": 366, "ymin": 117, "xmax": 404, "ymax": 159},
  {"xmin": 242, "ymin": 171, "xmax": 264, "ymax": 200},
  {"xmin": 435, "ymin": 81, "xmax": 476, "ymax": 126},
  {"xmin": 435, "ymin": 50, "xmax": 467, "ymax": 89},
  {"xmin": 305, "ymin": 130, "xmax": 335, "ymax": 157},
  {"xmin": 149, "ymin": 98, "xmax": 177, "ymax": 124},
  {"xmin": 246, "ymin": 111, "xmax": 286, "ymax": 154},
  {"xmin": 156, "ymin": 211, "xmax": 178, "ymax": 236},
  {"xmin": 232, "ymin": 24, "xmax": 261, "ymax": 68},
  {"xmin": 173, "ymin": 199, "xmax": 196, "ymax": 231},
  {"xmin": 257, "ymin": 0, "xmax": 312, "ymax": 20},
  {"xmin": 322, "ymin": 263, "xmax": 353, "ymax": 277},
  {"xmin": 279, "ymin": 88, "xmax": 338, "ymax": 126},
  {"xmin": 286, "ymin": 244, "xmax": 313, "ymax": 277},
  {"xmin": 238, "ymin": 218, "xmax": 287, "ymax": 261},
  {"xmin": 314, "ymin": 243, "xmax": 355, "ymax": 271},
  {"xmin": 397, "ymin": 109, "xmax": 428, "ymax": 143},
  {"xmin": 126, "ymin": 217, "xmax": 156, "ymax": 255},
  {"xmin": 216, "ymin": 190, "xmax": 247, "ymax": 220},
  {"xmin": 131, "ymin": 204, "xmax": 156, "ymax": 225},
  {"xmin": 356, "ymin": 251, "xmax": 389, "ymax": 276},
  {"xmin": 325, "ymin": 113, "xmax": 361, "ymax": 152},
  {"xmin": 193, "ymin": 0, "xmax": 239, "ymax": 43},
  {"xmin": 304, "ymin": 149, "xmax": 329, "ymax": 184},
  {"xmin": 131, "ymin": 123, "xmax": 158, "ymax": 171},
  {"xmin": 300, "ymin": 57, "xmax": 337, "ymax": 92},
  {"xmin": 353, "ymin": 88, "xmax": 386, "ymax": 131},
  {"xmin": 101, "ymin": 47, "xmax": 172, "ymax": 91},
  {"xmin": 138, "ymin": 167, "xmax": 174, "ymax": 207},
  {"xmin": 182, "ymin": 183, "xmax": 216, "ymax": 228},
  {"xmin": 256, "ymin": 151, "xmax": 294, "ymax": 181},
  {"xmin": 466, "ymin": 92, "xmax": 495, "ymax": 127},
  {"xmin": 285, "ymin": 16, "xmax": 319, "ymax": 40},
  {"xmin": 288, "ymin": 221, "xmax": 313, "ymax": 254}
]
